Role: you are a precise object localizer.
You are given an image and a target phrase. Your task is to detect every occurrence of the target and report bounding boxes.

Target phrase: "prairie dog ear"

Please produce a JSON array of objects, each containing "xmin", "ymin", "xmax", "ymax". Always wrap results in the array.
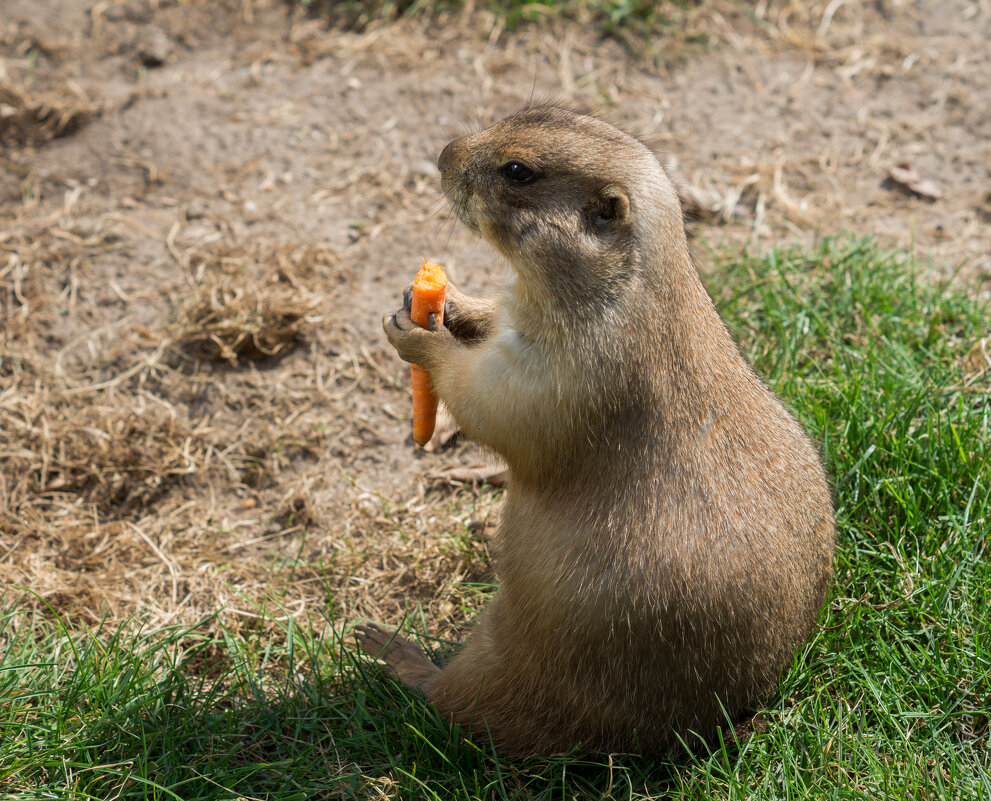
[{"xmin": 590, "ymin": 184, "xmax": 630, "ymax": 227}]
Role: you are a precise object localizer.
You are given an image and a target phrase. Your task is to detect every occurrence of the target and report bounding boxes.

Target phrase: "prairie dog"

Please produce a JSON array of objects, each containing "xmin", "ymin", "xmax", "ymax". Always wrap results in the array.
[{"xmin": 357, "ymin": 105, "xmax": 835, "ymax": 756}]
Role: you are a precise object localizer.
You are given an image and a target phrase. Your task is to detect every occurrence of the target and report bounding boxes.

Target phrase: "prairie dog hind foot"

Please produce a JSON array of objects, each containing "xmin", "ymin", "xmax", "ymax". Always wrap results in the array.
[{"xmin": 355, "ymin": 623, "xmax": 440, "ymax": 693}]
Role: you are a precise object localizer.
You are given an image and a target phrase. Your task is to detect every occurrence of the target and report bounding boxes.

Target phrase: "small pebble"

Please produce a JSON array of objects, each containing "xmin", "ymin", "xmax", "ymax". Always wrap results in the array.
[{"xmin": 137, "ymin": 25, "xmax": 171, "ymax": 68}]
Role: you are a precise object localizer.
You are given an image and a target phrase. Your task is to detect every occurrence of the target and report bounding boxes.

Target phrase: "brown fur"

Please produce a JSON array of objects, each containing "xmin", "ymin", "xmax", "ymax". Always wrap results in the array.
[{"xmin": 357, "ymin": 104, "xmax": 835, "ymax": 757}]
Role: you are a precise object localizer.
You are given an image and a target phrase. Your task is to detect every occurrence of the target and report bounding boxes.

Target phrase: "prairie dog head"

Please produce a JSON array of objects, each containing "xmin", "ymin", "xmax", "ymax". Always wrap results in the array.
[{"xmin": 438, "ymin": 105, "xmax": 687, "ymax": 301}]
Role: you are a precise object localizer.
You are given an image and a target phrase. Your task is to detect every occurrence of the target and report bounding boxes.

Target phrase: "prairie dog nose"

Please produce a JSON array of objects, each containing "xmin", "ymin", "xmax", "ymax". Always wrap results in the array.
[{"xmin": 437, "ymin": 136, "xmax": 468, "ymax": 177}]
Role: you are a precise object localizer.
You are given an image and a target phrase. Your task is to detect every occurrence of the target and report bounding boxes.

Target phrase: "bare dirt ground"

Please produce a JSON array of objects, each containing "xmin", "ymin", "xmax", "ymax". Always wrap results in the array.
[{"xmin": 2, "ymin": 0, "xmax": 989, "ymax": 639}]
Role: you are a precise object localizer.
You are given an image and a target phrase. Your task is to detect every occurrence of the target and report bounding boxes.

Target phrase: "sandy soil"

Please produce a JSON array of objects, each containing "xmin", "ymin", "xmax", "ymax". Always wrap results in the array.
[{"xmin": 1, "ymin": 0, "xmax": 988, "ymax": 635}]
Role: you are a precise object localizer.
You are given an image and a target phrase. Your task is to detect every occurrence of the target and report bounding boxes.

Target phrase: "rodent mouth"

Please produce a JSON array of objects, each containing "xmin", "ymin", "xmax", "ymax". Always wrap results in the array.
[
  {"xmin": 442, "ymin": 183, "xmax": 480, "ymax": 234},
  {"xmin": 453, "ymin": 204, "xmax": 481, "ymax": 234}
]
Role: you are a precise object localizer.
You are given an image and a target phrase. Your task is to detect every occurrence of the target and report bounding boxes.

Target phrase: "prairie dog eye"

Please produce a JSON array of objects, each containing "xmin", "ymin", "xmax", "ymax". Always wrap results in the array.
[{"xmin": 500, "ymin": 161, "xmax": 537, "ymax": 184}]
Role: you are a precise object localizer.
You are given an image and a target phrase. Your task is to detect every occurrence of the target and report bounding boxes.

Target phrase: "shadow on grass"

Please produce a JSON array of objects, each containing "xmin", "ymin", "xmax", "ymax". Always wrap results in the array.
[{"xmin": 0, "ymin": 603, "xmax": 706, "ymax": 800}]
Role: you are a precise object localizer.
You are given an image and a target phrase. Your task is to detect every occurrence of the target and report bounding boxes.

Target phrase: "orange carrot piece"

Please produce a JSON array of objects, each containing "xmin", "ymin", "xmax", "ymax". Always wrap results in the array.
[{"xmin": 409, "ymin": 259, "xmax": 447, "ymax": 445}]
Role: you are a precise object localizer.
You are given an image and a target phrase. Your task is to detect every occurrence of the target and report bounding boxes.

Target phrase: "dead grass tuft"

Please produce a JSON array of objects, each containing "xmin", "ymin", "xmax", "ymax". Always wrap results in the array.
[
  {"xmin": 167, "ymin": 242, "xmax": 336, "ymax": 366},
  {"xmin": 960, "ymin": 335, "xmax": 991, "ymax": 389},
  {"xmin": 3, "ymin": 394, "xmax": 201, "ymax": 513},
  {"xmin": 0, "ymin": 79, "xmax": 100, "ymax": 147}
]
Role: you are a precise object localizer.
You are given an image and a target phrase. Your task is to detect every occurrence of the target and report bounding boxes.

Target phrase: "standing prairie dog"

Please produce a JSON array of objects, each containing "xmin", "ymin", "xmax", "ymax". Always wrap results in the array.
[{"xmin": 357, "ymin": 104, "xmax": 835, "ymax": 756}]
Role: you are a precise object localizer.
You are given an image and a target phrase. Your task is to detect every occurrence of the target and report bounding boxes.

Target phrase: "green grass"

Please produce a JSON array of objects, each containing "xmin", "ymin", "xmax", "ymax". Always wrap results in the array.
[
  {"xmin": 302, "ymin": 0, "xmax": 701, "ymax": 38},
  {"xmin": 3, "ymin": 239, "xmax": 990, "ymax": 799}
]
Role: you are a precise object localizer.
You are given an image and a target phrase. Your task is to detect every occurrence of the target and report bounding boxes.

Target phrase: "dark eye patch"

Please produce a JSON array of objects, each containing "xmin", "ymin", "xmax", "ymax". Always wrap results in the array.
[{"xmin": 500, "ymin": 161, "xmax": 538, "ymax": 184}]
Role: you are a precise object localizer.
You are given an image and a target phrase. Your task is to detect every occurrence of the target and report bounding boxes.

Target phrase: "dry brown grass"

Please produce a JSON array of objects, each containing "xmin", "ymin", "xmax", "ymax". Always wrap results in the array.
[
  {"xmin": 0, "ymin": 196, "xmax": 495, "ymax": 642},
  {"xmin": 166, "ymin": 242, "xmax": 334, "ymax": 366},
  {"xmin": 0, "ymin": 19, "xmax": 101, "ymax": 148},
  {"xmin": 0, "ymin": 79, "xmax": 99, "ymax": 147}
]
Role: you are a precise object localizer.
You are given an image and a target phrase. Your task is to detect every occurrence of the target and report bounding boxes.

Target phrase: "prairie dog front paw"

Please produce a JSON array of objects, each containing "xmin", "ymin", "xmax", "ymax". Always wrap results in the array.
[{"xmin": 382, "ymin": 308, "xmax": 454, "ymax": 367}]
